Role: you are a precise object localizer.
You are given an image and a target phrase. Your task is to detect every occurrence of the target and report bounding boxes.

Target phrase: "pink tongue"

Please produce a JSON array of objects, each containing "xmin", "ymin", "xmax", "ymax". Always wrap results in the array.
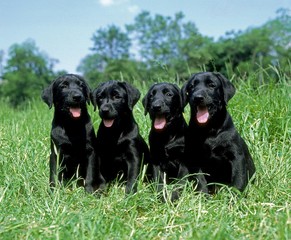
[
  {"xmin": 154, "ymin": 116, "xmax": 166, "ymax": 130},
  {"xmin": 197, "ymin": 106, "xmax": 209, "ymax": 124},
  {"xmin": 70, "ymin": 108, "xmax": 81, "ymax": 118},
  {"xmin": 103, "ymin": 119, "xmax": 114, "ymax": 128}
]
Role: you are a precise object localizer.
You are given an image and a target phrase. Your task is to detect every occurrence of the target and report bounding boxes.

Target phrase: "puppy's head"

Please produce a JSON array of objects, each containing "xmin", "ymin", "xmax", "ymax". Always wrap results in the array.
[
  {"xmin": 41, "ymin": 74, "xmax": 91, "ymax": 119},
  {"xmin": 92, "ymin": 80, "xmax": 140, "ymax": 128},
  {"xmin": 142, "ymin": 83, "xmax": 183, "ymax": 131},
  {"xmin": 181, "ymin": 72, "xmax": 235, "ymax": 125}
]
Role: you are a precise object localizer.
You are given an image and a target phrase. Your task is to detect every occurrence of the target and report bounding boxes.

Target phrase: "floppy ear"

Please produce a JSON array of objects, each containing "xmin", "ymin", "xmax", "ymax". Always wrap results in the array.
[
  {"xmin": 41, "ymin": 82, "xmax": 54, "ymax": 109},
  {"xmin": 91, "ymin": 82, "xmax": 107, "ymax": 111},
  {"xmin": 214, "ymin": 72, "xmax": 236, "ymax": 103},
  {"xmin": 181, "ymin": 81, "xmax": 190, "ymax": 111},
  {"xmin": 79, "ymin": 75, "xmax": 92, "ymax": 105},
  {"xmin": 91, "ymin": 87, "xmax": 99, "ymax": 111},
  {"xmin": 118, "ymin": 82, "xmax": 140, "ymax": 110},
  {"xmin": 172, "ymin": 84, "xmax": 184, "ymax": 112},
  {"xmin": 142, "ymin": 91, "xmax": 149, "ymax": 115}
]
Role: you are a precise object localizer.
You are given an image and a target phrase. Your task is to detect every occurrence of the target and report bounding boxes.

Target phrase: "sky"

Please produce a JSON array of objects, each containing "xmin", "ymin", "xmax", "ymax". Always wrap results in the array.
[{"xmin": 1, "ymin": 0, "xmax": 290, "ymax": 74}]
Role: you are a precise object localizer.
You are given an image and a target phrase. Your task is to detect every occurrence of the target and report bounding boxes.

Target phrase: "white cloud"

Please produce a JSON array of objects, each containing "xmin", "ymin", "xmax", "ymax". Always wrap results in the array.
[
  {"xmin": 98, "ymin": 0, "xmax": 129, "ymax": 7},
  {"xmin": 98, "ymin": 0, "xmax": 139, "ymax": 15},
  {"xmin": 99, "ymin": 0, "xmax": 114, "ymax": 6},
  {"xmin": 128, "ymin": 5, "xmax": 140, "ymax": 14}
]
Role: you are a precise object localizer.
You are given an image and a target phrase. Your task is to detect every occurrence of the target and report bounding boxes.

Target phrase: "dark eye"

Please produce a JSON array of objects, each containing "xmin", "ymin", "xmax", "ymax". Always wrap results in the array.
[
  {"xmin": 165, "ymin": 92, "xmax": 173, "ymax": 97},
  {"xmin": 96, "ymin": 93, "xmax": 103, "ymax": 102},
  {"xmin": 61, "ymin": 81, "xmax": 69, "ymax": 88},
  {"xmin": 76, "ymin": 81, "xmax": 83, "ymax": 87},
  {"xmin": 112, "ymin": 92, "xmax": 122, "ymax": 100},
  {"xmin": 151, "ymin": 90, "xmax": 157, "ymax": 97},
  {"xmin": 96, "ymin": 97, "xmax": 102, "ymax": 103},
  {"xmin": 208, "ymin": 81, "xmax": 216, "ymax": 88},
  {"xmin": 187, "ymin": 84, "xmax": 194, "ymax": 92}
]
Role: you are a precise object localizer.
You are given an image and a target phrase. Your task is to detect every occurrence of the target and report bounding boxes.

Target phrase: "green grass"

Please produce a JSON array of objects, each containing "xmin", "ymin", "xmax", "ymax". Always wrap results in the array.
[{"xmin": 0, "ymin": 74, "xmax": 290, "ymax": 239}]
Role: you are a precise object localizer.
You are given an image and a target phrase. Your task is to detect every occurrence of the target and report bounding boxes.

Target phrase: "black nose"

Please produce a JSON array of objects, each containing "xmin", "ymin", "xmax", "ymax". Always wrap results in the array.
[
  {"xmin": 152, "ymin": 103, "xmax": 162, "ymax": 112},
  {"xmin": 72, "ymin": 93, "xmax": 82, "ymax": 102},
  {"xmin": 101, "ymin": 105, "xmax": 110, "ymax": 113},
  {"xmin": 194, "ymin": 95, "xmax": 204, "ymax": 103}
]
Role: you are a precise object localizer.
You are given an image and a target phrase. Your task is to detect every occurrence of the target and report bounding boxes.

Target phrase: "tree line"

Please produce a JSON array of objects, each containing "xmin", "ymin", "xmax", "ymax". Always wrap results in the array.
[{"xmin": 0, "ymin": 9, "xmax": 290, "ymax": 107}]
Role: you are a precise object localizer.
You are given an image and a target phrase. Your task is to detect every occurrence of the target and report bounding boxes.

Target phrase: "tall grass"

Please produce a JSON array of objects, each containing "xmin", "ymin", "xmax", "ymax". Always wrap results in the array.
[{"xmin": 0, "ymin": 72, "xmax": 290, "ymax": 239}]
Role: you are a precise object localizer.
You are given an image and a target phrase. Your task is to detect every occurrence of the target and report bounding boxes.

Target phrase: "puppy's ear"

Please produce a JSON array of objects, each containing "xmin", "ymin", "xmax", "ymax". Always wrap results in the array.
[
  {"xmin": 142, "ymin": 92, "xmax": 149, "ymax": 115},
  {"xmin": 118, "ymin": 82, "xmax": 140, "ymax": 110},
  {"xmin": 215, "ymin": 72, "xmax": 236, "ymax": 103},
  {"xmin": 181, "ymin": 80, "xmax": 190, "ymax": 111},
  {"xmin": 91, "ymin": 88, "xmax": 98, "ymax": 111},
  {"xmin": 41, "ymin": 82, "xmax": 54, "ymax": 109},
  {"xmin": 81, "ymin": 77, "xmax": 92, "ymax": 105},
  {"xmin": 172, "ymin": 84, "xmax": 184, "ymax": 112}
]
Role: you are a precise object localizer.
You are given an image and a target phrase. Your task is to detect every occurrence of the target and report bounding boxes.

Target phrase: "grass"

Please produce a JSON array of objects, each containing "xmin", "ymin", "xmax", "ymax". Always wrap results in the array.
[{"xmin": 0, "ymin": 73, "xmax": 290, "ymax": 239}]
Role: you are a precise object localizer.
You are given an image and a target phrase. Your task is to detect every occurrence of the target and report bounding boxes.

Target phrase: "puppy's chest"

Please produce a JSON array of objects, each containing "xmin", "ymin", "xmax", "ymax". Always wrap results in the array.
[
  {"xmin": 196, "ymin": 136, "xmax": 233, "ymax": 161},
  {"xmin": 67, "ymin": 132, "xmax": 87, "ymax": 146},
  {"xmin": 151, "ymin": 137, "xmax": 184, "ymax": 162},
  {"xmin": 98, "ymin": 136, "xmax": 130, "ymax": 161}
]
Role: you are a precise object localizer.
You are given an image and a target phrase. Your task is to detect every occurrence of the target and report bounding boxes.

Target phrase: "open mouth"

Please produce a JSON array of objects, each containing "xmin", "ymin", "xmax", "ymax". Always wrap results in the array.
[
  {"xmin": 196, "ymin": 105, "xmax": 209, "ymax": 124},
  {"xmin": 153, "ymin": 114, "xmax": 167, "ymax": 131},
  {"xmin": 69, "ymin": 107, "xmax": 81, "ymax": 118},
  {"xmin": 103, "ymin": 119, "xmax": 115, "ymax": 128}
]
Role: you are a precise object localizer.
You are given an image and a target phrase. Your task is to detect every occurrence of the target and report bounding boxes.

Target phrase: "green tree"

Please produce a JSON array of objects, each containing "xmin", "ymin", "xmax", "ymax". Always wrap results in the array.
[
  {"xmin": 0, "ymin": 40, "xmax": 61, "ymax": 107},
  {"xmin": 207, "ymin": 8, "xmax": 291, "ymax": 80},
  {"xmin": 126, "ymin": 11, "xmax": 212, "ymax": 80},
  {"xmin": 207, "ymin": 28, "xmax": 273, "ymax": 76},
  {"xmin": 78, "ymin": 25, "xmax": 133, "ymax": 84},
  {"xmin": 91, "ymin": 25, "xmax": 131, "ymax": 61},
  {"xmin": 264, "ymin": 8, "xmax": 291, "ymax": 75}
]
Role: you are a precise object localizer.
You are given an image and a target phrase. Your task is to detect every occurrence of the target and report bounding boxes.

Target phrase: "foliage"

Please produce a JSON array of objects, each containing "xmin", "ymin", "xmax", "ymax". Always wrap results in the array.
[
  {"xmin": 1, "ymin": 9, "xmax": 290, "ymax": 107},
  {"xmin": 78, "ymin": 9, "xmax": 291, "ymax": 82},
  {"xmin": 208, "ymin": 8, "xmax": 291, "ymax": 79},
  {"xmin": 0, "ymin": 70, "xmax": 290, "ymax": 239},
  {"xmin": 0, "ymin": 40, "xmax": 65, "ymax": 107},
  {"xmin": 78, "ymin": 25, "xmax": 134, "ymax": 85}
]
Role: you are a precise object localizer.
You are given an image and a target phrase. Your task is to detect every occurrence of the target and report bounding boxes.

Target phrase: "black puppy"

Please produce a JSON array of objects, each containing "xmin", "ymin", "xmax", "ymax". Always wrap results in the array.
[
  {"xmin": 92, "ymin": 80, "xmax": 149, "ymax": 194},
  {"xmin": 42, "ymin": 74, "xmax": 105, "ymax": 193},
  {"xmin": 142, "ymin": 83, "xmax": 188, "ymax": 196},
  {"xmin": 181, "ymin": 72, "xmax": 255, "ymax": 193}
]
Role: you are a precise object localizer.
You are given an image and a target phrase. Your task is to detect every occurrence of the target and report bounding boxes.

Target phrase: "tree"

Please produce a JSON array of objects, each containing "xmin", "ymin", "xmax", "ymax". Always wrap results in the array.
[
  {"xmin": 91, "ymin": 25, "xmax": 131, "ymax": 61},
  {"xmin": 0, "ymin": 40, "xmax": 61, "ymax": 107},
  {"xmin": 206, "ymin": 28, "xmax": 272, "ymax": 76},
  {"xmin": 0, "ymin": 50, "xmax": 4, "ymax": 78},
  {"xmin": 78, "ymin": 9, "xmax": 291, "ymax": 85},
  {"xmin": 126, "ymin": 11, "xmax": 212, "ymax": 80},
  {"xmin": 78, "ymin": 25, "xmax": 133, "ymax": 84},
  {"xmin": 206, "ymin": 8, "xmax": 291, "ymax": 80},
  {"xmin": 77, "ymin": 53, "xmax": 104, "ymax": 85},
  {"xmin": 264, "ymin": 8, "xmax": 291, "ymax": 75}
]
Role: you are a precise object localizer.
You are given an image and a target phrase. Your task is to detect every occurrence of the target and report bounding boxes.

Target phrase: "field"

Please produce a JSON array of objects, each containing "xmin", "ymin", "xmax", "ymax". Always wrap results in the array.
[{"xmin": 0, "ymin": 72, "xmax": 290, "ymax": 239}]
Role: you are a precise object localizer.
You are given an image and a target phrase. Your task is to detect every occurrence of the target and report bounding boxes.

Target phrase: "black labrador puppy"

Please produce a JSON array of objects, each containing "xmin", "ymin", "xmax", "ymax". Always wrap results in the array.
[
  {"xmin": 42, "ymin": 74, "xmax": 105, "ymax": 193},
  {"xmin": 181, "ymin": 72, "xmax": 255, "ymax": 193},
  {"xmin": 92, "ymin": 80, "xmax": 149, "ymax": 194},
  {"xmin": 142, "ymin": 83, "xmax": 188, "ymax": 197}
]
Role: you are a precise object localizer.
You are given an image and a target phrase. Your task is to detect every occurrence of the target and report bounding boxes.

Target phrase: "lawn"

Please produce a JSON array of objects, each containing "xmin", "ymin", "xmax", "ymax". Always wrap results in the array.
[{"xmin": 0, "ymin": 72, "xmax": 290, "ymax": 239}]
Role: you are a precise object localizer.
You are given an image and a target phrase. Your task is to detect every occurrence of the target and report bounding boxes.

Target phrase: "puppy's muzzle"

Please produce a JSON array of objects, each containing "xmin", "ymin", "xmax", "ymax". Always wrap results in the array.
[
  {"xmin": 151, "ymin": 100, "xmax": 165, "ymax": 113},
  {"xmin": 193, "ymin": 95, "xmax": 204, "ymax": 104},
  {"xmin": 191, "ymin": 90, "xmax": 209, "ymax": 106},
  {"xmin": 68, "ymin": 90, "xmax": 85, "ymax": 105},
  {"xmin": 100, "ymin": 104, "xmax": 117, "ymax": 119},
  {"xmin": 72, "ymin": 93, "xmax": 82, "ymax": 102}
]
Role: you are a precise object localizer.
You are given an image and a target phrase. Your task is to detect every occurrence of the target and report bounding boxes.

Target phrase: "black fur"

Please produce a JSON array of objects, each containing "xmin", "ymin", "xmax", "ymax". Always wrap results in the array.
[
  {"xmin": 181, "ymin": 72, "xmax": 255, "ymax": 193},
  {"xmin": 92, "ymin": 80, "xmax": 149, "ymax": 194},
  {"xmin": 42, "ymin": 74, "xmax": 105, "ymax": 193},
  {"xmin": 143, "ymin": 83, "xmax": 188, "ymax": 199}
]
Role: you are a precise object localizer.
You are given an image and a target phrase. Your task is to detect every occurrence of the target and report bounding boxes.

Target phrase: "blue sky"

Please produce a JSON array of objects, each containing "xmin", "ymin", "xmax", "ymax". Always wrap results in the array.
[{"xmin": 1, "ymin": 0, "xmax": 290, "ymax": 73}]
